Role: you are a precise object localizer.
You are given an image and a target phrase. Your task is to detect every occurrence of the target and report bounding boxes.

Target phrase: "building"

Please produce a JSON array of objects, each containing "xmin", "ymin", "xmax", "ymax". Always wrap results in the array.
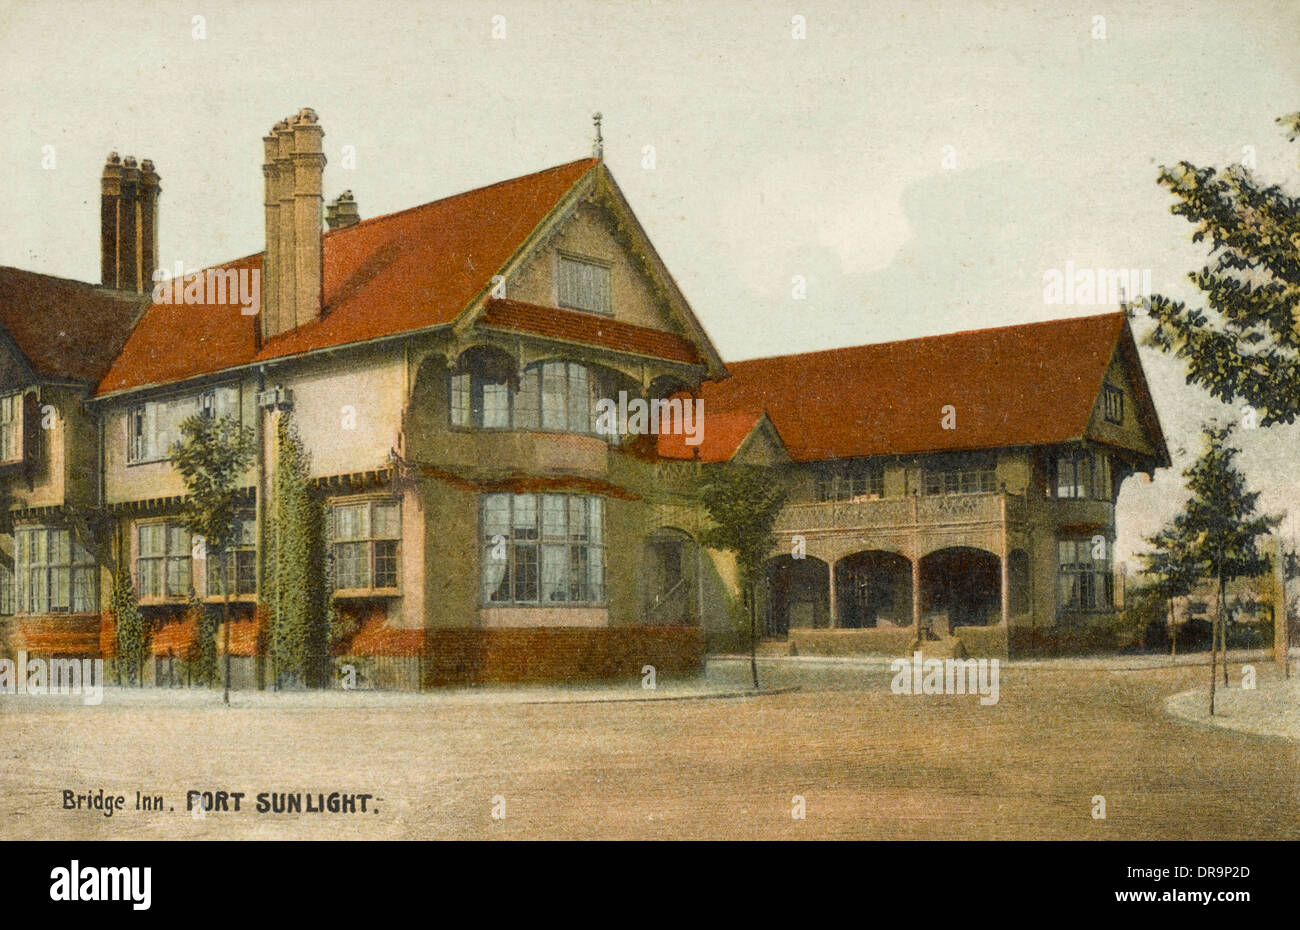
[
  {"xmin": 0, "ymin": 109, "xmax": 1171, "ymax": 685},
  {"xmin": 658, "ymin": 315, "xmax": 1170, "ymax": 658}
]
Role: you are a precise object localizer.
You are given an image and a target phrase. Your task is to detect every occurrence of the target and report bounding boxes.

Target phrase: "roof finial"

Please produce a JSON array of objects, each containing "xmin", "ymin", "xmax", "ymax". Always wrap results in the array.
[{"xmin": 592, "ymin": 112, "xmax": 603, "ymax": 159}]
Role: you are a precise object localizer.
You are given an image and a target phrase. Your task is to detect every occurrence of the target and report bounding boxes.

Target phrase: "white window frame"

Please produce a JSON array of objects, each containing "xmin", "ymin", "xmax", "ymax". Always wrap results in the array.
[
  {"xmin": 330, "ymin": 499, "xmax": 401, "ymax": 594},
  {"xmin": 480, "ymin": 493, "xmax": 605, "ymax": 606},
  {"xmin": 0, "ymin": 392, "xmax": 23, "ymax": 464},
  {"xmin": 204, "ymin": 511, "xmax": 257, "ymax": 599},
  {"xmin": 923, "ymin": 462, "xmax": 996, "ymax": 496},
  {"xmin": 1057, "ymin": 538, "xmax": 1114, "ymax": 613},
  {"xmin": 135, "ymin": 520, "xmax": 193, "ymax": 601},
  {"xmin": 126, "ymin": 384, "xmax": 240, "ymax": 465},
  {"xmin": 15, "ymin": 525, "xmax": 97, "ymax": 614}
]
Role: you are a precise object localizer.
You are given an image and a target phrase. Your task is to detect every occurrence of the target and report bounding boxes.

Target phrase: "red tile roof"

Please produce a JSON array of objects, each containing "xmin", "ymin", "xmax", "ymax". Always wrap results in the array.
[
  {"xmin": 657, "ymin": 408, "xmax": 769, "ymax": 462},
  {"xmin": 0, "ymin": 267, "xmax": 147, "ymax": 383},
  {"xmin": 481, "ymin": 297, "xmax": 700, "ymax": 364},
  {"xmin": 688, "ymin": 313, "xmax": 1166, "ymax": 463},
  {"xmin": 96, "ymin": 159, "xmax": 601, "ymax": 396}
]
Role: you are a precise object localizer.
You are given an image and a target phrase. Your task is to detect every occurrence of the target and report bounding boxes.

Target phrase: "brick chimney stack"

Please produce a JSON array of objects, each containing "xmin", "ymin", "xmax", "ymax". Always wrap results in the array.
[
  {"xmin": 139, "ymin": 160, "xmax": 161, "ymax": 289},
  {"xmin": 326, "ymin": 190, "xmax": 360, "ymax": 230},
  {"xmin": 261, "ymin": 108, "xmax": 326, "ymax": 341},
  {"xmin": 290, "ymin": 109, "xmax": 326, "ymax": 328},
  {"xmin": 100, "ymin": 152, "xmax": 160, "ymax": 293}
]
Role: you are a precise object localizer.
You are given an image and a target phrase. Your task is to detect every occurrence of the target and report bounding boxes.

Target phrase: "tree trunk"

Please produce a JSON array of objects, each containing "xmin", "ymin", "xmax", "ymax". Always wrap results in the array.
[
  {"xmin": 749, "ymin": 578, "xmax": 759, "ymax": 691},
  {"xmin": 1219, "ymin": 576, "xmax": 1229, "ymax": 686},
  {"xmin": 1209, "ymin": 588, "xmax": 1217, "ymax": 716},
  {"xmin": 1169, "ymin": 597, "xmax": 1176, "ymax": 658},
  {"xmin": 222, "ymin": 549, "xmax": 232, "ymax": 705}
]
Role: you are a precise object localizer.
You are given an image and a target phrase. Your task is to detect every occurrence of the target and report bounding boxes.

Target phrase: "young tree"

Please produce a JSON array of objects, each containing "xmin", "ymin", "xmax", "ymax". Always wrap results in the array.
[
  {"xmin": 267, "ymin": 416, "xmax": 328, "ymax": 688},
  {"xmin": 1168, "ymin": 424, "xmax": 1281, "ymax": 714},
  {"xmin": 1138, "ymin": 522, "xmax": 1201, "ymax": 657},
  {"xmin": 171, "ymin": 413, "xmax": 255, "ymax": 705},
  {"xmin": 1140, "ymin": 113, "xmax": 1300, "ymax": 428},
  {"xmin": 698, "ymin": 464, "xmax": 790, "ymax": 689}
]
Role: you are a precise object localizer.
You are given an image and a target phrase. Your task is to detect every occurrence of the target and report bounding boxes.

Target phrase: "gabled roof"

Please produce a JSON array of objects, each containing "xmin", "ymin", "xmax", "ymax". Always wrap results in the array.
[
  {"xmin": 0, "ymin": 267, "xmax": 147, "ymax": 384},
  {"xmin": 97, "ymin": 158, "xmax": 604, "ymax": 396},
  {"xmin": 656, "ymin": 408, "xmax": 783, "ymax": 463},
  {"xmin": 481, "ymin": 297, "xmax": 700, "ymax": 364},
  {"xmin": 691, "ymin": 312, "xmax": 1168, "ymax": 465}
]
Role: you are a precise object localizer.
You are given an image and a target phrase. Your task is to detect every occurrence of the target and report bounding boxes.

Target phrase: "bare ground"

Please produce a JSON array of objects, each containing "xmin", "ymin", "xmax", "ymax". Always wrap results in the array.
[{"xmin": 2, "ymin": 658, "xmax": 1296, "ymax": 840}]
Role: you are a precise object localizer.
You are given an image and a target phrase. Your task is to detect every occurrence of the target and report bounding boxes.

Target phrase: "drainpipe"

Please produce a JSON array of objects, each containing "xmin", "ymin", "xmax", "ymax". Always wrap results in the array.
[{"xmin": 254, "ymin": 366, "xmax": 267, "ymax": 688}]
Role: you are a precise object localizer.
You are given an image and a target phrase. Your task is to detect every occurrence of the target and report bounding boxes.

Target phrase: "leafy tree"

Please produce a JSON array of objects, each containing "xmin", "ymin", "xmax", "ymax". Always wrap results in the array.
[
  {"xmin": 267, "ymin": 416, "xmax": 328, "ymax": 688},
  {"xmin": 110, "ymin": 561, "xmax": 146, "ymax": 686},
  {"xmin": 171, "ymin": 413, "xmax": 255, "ymax": 704},
  {"xmin": 1140, "ymin": 113, "xmax": 1300, "ymax": 427},
  {"xmin": 698, "ymin": 464, "xmax": 790, "ymax": 689},
  {"xmin": 1138, "ymin": 520, "xmax": 1201, "ymax": 656},
  {"xmin": 1163, "ymin": 424, "xmax": 1281, "ymax": 714}
]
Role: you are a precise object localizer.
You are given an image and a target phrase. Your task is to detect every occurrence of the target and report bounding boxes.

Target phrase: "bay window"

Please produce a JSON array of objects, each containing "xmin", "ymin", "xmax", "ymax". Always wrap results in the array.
[
  {"xmin": 449, "ymin": 359, "xmax": 608, "ymax": 439},
  {"xmin": 1057, "ymin": 538, "xmax": 1113, "ymax": 612},
  {"xmin": 481, "ymin": 492, "xmax": 604, "ymax": 605},
  {"xmin": 16, "ymin": 525, "xmax": 97, "ymax": 613},
  {"xmin": 1054, "ymin": 449, "xmax": 1110, "ymax": 500}
]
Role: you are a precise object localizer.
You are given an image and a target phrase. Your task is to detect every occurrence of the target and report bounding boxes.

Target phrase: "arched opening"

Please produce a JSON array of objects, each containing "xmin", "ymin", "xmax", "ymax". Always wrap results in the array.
[
  {"xmin": 762, "ymin": 555, "xmax": 829, "ymax": 638},
  {"xmin": 834, "ymin": 550, "xmax": 912, "ymax": 628},
  {"xmin": 643, "ymin": 527, "xmax": 697, "ymax": 625},
  {"xmin": 448, "ymin": 345, "xmax": 521, "ymax": 429},
  {"xmin": 920, "ymin": 546, "xmax": 1001, "ymax": 632}
]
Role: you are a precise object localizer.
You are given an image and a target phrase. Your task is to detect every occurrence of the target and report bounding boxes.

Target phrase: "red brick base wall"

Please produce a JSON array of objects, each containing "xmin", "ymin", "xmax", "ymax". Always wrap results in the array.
[{"xmin": 423, "ymin": 626, "xmax": 705, "ymax": 686}]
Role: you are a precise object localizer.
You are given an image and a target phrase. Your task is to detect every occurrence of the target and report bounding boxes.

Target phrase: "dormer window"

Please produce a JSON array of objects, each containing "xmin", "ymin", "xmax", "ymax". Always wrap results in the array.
[{"xmin": 557, "ymin": 255, "xmax": 611, "ymax": 315}]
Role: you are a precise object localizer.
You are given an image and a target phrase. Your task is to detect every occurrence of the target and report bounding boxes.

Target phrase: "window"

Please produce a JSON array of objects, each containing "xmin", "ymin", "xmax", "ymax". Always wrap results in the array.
[
  {"xmin": 16, "ymin": 526, "xmax": 97, "ymax": 613},
  {"xmin": 136, "ymin": 522, "xmax": 192, "ymax": 599},
  {"xmin": 0, "ymin": 558, "xmax": 13, "ymax": 615},
  {"xmin": 1054, "ymin": 449, "xmax": 1110, "ymax": 500},
  {"xmin": 331, "ymin": 500, "xmax": 400, "ymax": 591},
  {"xmin": 924, "ymin": 462, "xmax": 996, "ymax": 496},
  {"xmin": 205, "ymin": 513, "xmax": 256, "ymax": 597},
  {"xmin": 557, "ymin": 255, "xmax": 611, "ymax": 315},
  {"xmin": 1103, "ymin": 384, "xmax": 1124, "ymax": 425},
  {"xmin": 0, "ymin": 392, "xmax": 22, "ymax": 463},
  {"xmin": 481, "ymin": 493, "xmax": 604, "ymax": 605},
  {"xmin": 1057, "ymin": 538, "xmax": 1113, "ymax": 612},
  {"xmin": 127, "ymin": 385, "xmax": 239, "ymax": 463},
  {"xmin": 449, "ymin": 360, "xmax": 608, "ymax": 439},
  {"xmin": 816, "ymin": 463, "xmax": 885, "ymax": 502}
]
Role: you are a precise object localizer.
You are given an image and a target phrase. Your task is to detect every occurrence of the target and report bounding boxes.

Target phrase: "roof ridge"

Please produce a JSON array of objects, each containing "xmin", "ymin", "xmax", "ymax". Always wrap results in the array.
[
  {"xmin": 0, "ymin": 265, "xmax": 103, "ymax": 291},
  {"xmin": 142, "ymin": 158, "xmax": 601, "ymax": 283},
  {"xmin": 321, "ymin": 157, "xmax": 599, "ymax": 239},
  {"xmin": 726, "ymin": 311, "xmax": 1125, "ymax": 367}
]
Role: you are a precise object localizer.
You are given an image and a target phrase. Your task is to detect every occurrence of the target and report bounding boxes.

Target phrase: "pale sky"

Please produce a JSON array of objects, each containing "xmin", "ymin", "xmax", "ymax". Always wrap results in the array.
[{"xmin": 1, "ymin": 0, "xmax": 1297, "ymax": 564}]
